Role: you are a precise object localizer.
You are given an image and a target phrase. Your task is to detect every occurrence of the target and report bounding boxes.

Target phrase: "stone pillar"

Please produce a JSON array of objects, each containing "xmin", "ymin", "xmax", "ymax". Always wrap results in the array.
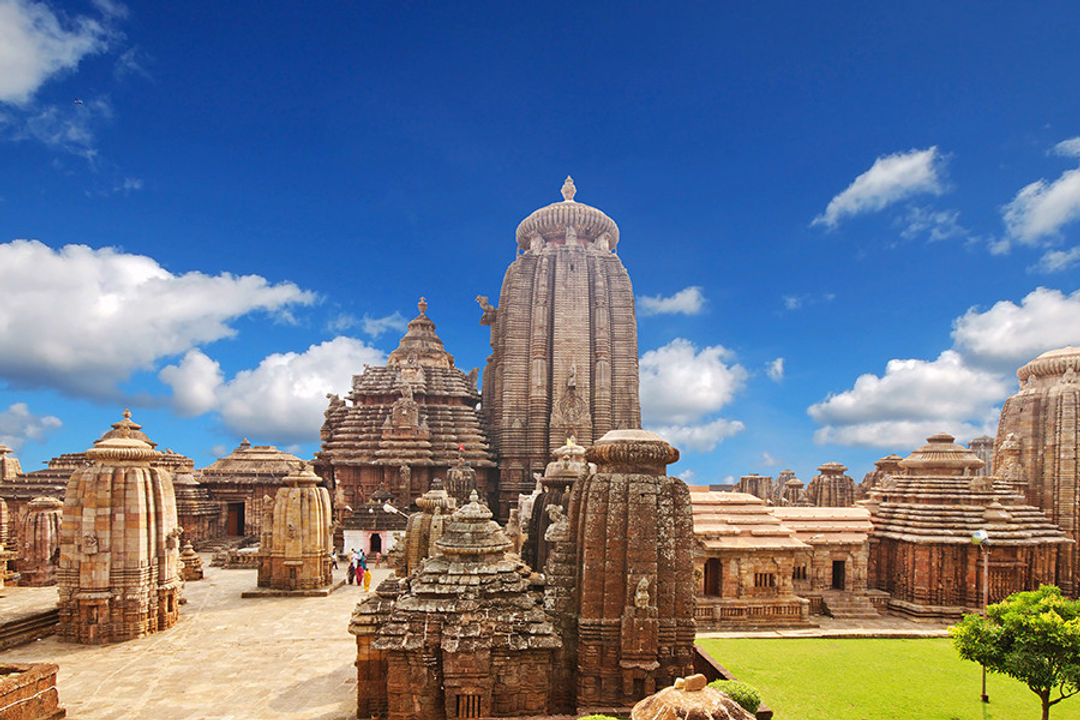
[
  {"xmin": 258, "ymin": 465, "xmax": 333, "ymax": 591},
  {"xmin": 571, "ymin": 429, "xmax": 695, "ymax": 710},
  {"xmin": 57, "ymin": 411, "xmax": 182, "ymax": 644},
  {"xmin": 19, "ymin": 496, "xmax": 63, "ymax": 586}
]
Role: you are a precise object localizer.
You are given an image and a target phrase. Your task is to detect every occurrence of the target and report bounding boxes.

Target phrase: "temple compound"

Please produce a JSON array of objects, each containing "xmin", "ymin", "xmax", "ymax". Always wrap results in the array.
[
  {"xmin": 342, "ymin": 484, "xmax": 407, "ymax": 559},
  {"xmin": 995, "ymin": 346, "xmax": 1080, "ymax": 594},
  {"xmin": 199, "ymin": 439, "xmax": 305, "ymax": 538},
  {"xmin": 865, "ymin": 432, "xmax": 1068, "ymax": 617},
  {"xmin": 0, "ymin": 450, "xmax": 79, "ymax": 567},
  {"xmin": 256, "ymin": 465, "xmax": 333, "ymax": 592},
  {"xmin": 19, "ymin": 496, "xmax": 63, "ymax": 585},
  {"xmin": 479, "ymin": 178, "xmax": 641, "ymax": 518},
  {"xmin": 169, "ymin": 455, "xmax": 219, "ymax": 547},
  {"xmin": 350, "ymin": 491, "xmax": 561, "ymax": 719},
  {"xmin": 316, "ymin": 299, "xmax": 496, "ymax": 522},
  {"xmin": 57, "ymin": 411, "xmax": 182, "ymax": 644}
]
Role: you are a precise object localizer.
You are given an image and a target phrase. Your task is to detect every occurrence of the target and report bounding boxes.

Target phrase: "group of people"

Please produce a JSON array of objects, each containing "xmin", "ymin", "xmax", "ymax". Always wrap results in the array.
[{"xmin": 346, "ymin": 548, "xmax": 371, "ymax": 590}]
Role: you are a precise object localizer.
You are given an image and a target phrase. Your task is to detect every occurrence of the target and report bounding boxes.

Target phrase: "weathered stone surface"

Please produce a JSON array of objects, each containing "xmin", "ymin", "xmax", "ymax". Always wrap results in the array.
[
  {"xmin": 351, "ymin": 492, "xmax": 560, "ymax": 719},
  {"xmin": 57, "ymin": 411, "xmax": 182, "ymax": 644},
  {"xmin": 968, "ymin": 435, "xmax": 995, "ymax": 476},
  {"xmin": 171, "ymin": 463, "xmax": 220, "ymax": 548},
  {"xmin": 631, "ymin": 673, "xmax": 754, "ymax": 720},
  {"xmin": 398, "ymin": 479, "xmax": 456, "ymax": 577},
  {"xmin": 995, "ymin": 346, "xmax": 1080, "ymax": 593},
  {"xmin": 316, "ymin": 300, "xmax": 496, "ymax": 529},
  {"xmin": 199, "ymin": 439, "xmax": 306, "ymax": 539},
  {"xmin": 341, "ymin": 484, "xmax": 407, "ymax": 558},
  {"xmin": 803, "ymin": 462, "xmax": 855, "ymax": 507},
  {"xmin": 866, "ymin": 433, "xmax": 1068, "ymax": 617},
  {"xmin": 856, "ymin": 454, "xmax": 902, "ymax": 499},
  {"xmin": 735, "ymin": 474, "xmax": 773, "ymax": 502},
  {"xmin": 18, "ymin": 496, "xmax": 62, "ymax": 586},
  {"xmin": 257, "ymin": 465, "xmax": 333, "ymax": 591},
  {"xmin": 0, "ymin": 662, "xmax": 66, "ymax": 720},
  {"xmin": 521, "ymin": 437, "xmax": 590, "ymax": 572},
  {"xmin": 480, "ymin": 179, "xmax": 642, "ymax": 519},
  {"xmin": 563, "ymin": 429, "xmax": 695, "ymax": 710},
  {"xmin": 179, "ymin": 542, "xmax": 204, "ymax": 581}
]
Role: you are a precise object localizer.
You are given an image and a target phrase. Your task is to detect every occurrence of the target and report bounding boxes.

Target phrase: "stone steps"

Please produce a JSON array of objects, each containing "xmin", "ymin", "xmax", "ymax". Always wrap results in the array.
[
  {"xmin": 822, "ymin": 592, "xmax": 880, "ymax": 619},
  {"xmin": 0, "ymin": 608, "xmax": 59, "ymax": 650}
]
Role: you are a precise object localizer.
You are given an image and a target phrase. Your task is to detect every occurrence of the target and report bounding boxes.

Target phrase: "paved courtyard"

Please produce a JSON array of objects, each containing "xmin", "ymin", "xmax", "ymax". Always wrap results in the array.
[{"xmin": 0, "ymin": 558, "xmax": 387, "ymax": 720}]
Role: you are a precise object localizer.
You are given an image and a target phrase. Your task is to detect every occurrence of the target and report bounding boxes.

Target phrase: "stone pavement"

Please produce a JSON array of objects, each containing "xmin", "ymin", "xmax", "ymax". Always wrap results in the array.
[
  {"xmin": 0, "ymin": 583, "xmax": 59, "ymax": 622},
  {"xmin": 697, "ymin": 613, "xmax": 953, "ymax": 639},
  {"xmin": 0, "ymin": 556, "xmax": 388, "ymax": 720}
]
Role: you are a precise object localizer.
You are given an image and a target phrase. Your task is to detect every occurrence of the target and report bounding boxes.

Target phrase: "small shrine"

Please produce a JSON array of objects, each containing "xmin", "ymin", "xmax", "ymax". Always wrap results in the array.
[
  {"xmin": 256, "ymin": 465, "xmax": 333, "ymax": 592},
  {"xmin": 19, "ymin": 495, "xmax": 63, "ymax": 586}
]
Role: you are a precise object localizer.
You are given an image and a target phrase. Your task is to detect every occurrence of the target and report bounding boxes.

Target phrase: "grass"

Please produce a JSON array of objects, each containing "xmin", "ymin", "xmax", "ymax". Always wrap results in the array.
[{"xmin": 696, "ymin": 637, "xmax": 1080, "ymax": 720}]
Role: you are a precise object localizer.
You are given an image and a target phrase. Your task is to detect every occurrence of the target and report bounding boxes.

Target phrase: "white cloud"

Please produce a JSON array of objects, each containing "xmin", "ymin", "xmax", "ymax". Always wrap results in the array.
[
  {"xmin": 1054, "ymin": 137, "xmax": 1080, "ymax": 158},
  {"xmin": 0, "ymin": 0, "xmax": 111, "ymax": 105},
  {"xmin": 0, "ymin": 401, "xmax": 61, "ymax": 450},
  {"xmin": 766, "ymin": 357, "xmax": 784, "ymax": 382},
  {"xmin": 761, "ymin": 451, "xmax": 780, "ymax": 467},
  {"xmin": 813, "ymin": 147, "xmax": 945, "ymax": 228},
  {"xmin": 638, "ymin": 286, "xmax": 706, "ymax": 316},
  {"xmin": 648, "ymin": 417, "xmax": 745, "ymax": 453},
  {"xmin": 807, "ymin": 350, "xmax": 1007, "ymax": 448},
  {"xmin": 1030, "ymin": 247, "xmax": 1080, "ymax": 274},
  {"xmin": 362, "ymin": 311, "xmax": 408, "ymax": 338},
  {"xmin": 676, "ymin": 469, "xmax": 696, "ymax": 482},
  {"xmin": 639, "ymin": 338, "xmax": 747, "ymax": 425},
  {"xmin": 900, "ymin": 206, "xmax": 966, "ymax": 242},
  {"xmin": 782, "ymin": 295, "xmax": 802, "ymax": 311},
  {"xmin": 160, "ymin": 337, "xmax": 385, "ymax": 444},
  {"xmin": 1003, "ymin": 167, "xmax": 1080, "ymax": 245},
  {"xmin": 952, "ymin": 287, "xmax": 1080, "ymax": 371},
  {"xmin": 0, "ymin": 239, "xmax": 317, "ymax": 398}
]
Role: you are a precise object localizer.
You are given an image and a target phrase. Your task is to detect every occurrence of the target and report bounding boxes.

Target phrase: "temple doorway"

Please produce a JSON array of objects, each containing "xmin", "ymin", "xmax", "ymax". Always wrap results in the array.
[
  {"xmin": 226, "ymin": 503, "xmax": 245, "ymax": 536},
  {"xmin": 704, "ymin": 558, "xmax": 722, "ymax": 596},
  {"xmin": 370, "ymin": 533, "xmax": 382, "ymax": 554},
  {"xmin": 831, "ymin": 560, "xmax": 846, "ymax": 590}
]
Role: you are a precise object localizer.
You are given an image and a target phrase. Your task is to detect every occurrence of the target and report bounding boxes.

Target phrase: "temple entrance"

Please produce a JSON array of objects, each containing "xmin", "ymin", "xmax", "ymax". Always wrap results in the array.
[
  {"xmin": 832, "ymin": 560, "xmax": 846, "ymax": 590},
  {"xmin": 226, "ymin": 503, "xmax": 245, "ymax": 536},
  {"xmin": 704, "ymin": 558, "xmax": 722, "ymax": 596},
  {"xmin": 369, "ymin": 533, "xmax": 382, "ymax": 554}
]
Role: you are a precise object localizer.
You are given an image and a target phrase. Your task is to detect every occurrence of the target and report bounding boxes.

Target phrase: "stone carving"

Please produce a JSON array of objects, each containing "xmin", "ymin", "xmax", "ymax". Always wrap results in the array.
[
  {"xmin": 544, "ymin": 503, "xmax": 568, "ymax": 543},
  {"xmin": 445, "ymin": 455, "xmax": 477, "ymax": 505},
  {"xmin": 995, "ymin": 347, "xmax": 1080, "ymax": 594},
  {"xmin": 179, "ymin": 542, "xmax": 204, "ymax": 582},
  {"xmin": 634, "ymin": 576, "xmax": 651, "ymax": 608},
  {"xmin": 257, "ymin": 465, "xmax": 333, "ymax": 592},
  {"xmin": 483, "ymin": 179, "xmax": 639, "ymax": 517},
  {"xmin": 58, "ymin": 411, "xmax": 182, "ymax": 644}
]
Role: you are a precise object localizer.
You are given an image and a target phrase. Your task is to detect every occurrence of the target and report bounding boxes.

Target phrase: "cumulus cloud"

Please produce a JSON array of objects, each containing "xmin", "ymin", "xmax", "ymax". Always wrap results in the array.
[
  {"xmin": 1030, "ymin": 247, "xmax": 1080, "ymax": 274},
  {"xmin": 638, "ymin": 286, "xmax": 706, "ymax": 316},
  {"xmin": 807, "ymin": 350, "xmax": 1006, "ymax": 448},
  {"xmin": 766, "ymin": 357, "xmax": 784, "ymax": 382},
  {"xmin": 1002, "ymin": 167, "xmax": 1080, "ymax": 245},
  {"xmin": 159, "ymin": 337, "xmax": 385, "ymax": 444},
  {"xmin": 0, "ymin": 0, "xmax": 112, "ymax": 105},
  {"xmin": 649, "ymin": 417, "xmax": 745, "ymax": 453},
  {"xmin": 1054, "ymin": 137, "xmax": 1080, "ymax": 158},
  {"xmin": 952, "ymin": 287, "xmax": 1080, "ymax": 371},
  {"xmin": 640, "ymin": 338, "xmax": 747, "ymax": 425},
  {"xmin": 0, "ymin": 401, "xmax": 61, "ymax": 450},
  {"xmin": 813, "ymin": 147, "xmax": 945, "ymax": 229},
  {"xmin": 0, "ymin": 239, "xmax": 317, "ymax": 398}
]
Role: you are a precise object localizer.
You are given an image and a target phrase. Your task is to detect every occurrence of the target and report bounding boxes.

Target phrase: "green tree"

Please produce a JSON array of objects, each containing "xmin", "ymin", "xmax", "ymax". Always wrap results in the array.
[{"xmin": 950, "ymin": 585, "xmax": 1080, "ymax": 720}]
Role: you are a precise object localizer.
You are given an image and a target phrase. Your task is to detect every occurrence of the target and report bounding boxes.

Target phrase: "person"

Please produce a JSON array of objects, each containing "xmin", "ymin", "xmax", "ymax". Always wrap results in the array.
[
  {"xmin": 363, "ymin": 566, "xmax": 372, "ymax": 591},
  {"xmin": 347, "ymin": 548, "xmax": 358, "ymax": 585},
  {"xmin": 329, "ymin": 547, "xmax": 339, "ymax": 569}
]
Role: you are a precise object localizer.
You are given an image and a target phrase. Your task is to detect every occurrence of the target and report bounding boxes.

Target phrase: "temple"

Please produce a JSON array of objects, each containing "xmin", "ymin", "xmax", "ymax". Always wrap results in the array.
[
  {"xmin": 994, "ymin": 346, "xmax": 1080, "ymax": 593},
  {"xmin": 316, "ymin": 299, "xmax": 496, "ymax": 526},
  {"xmin": 479, "ymin": 178, "xmax": 641, "ymax": 518}
]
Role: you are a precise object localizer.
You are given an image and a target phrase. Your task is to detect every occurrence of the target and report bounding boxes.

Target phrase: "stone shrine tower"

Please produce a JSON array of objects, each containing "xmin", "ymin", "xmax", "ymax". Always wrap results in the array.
[
  {"xmin": 804, "ymin": 462, "xmax": 856, "ymax": 506},
  {"xmin": 57, "ymin": 411, "xmax": 182, "ymax": 644},
  {"xmin": 995, "ymin": 346, "xmax": 1080, "ymax": 594},
  {"xmin": 479, "ymin": 178, "xmax": 641, "ymax": 518},
  {"xmin": 563, "ymin": 429, "xmax": 695, "ymax": 710},
  {"xmin": 257, "ymin": 465, "xmax": 333, "ymax": 591},
  {"xmin": 317, "ymin": 299, "xmax": 495, "ymax": 519},
  {"xmin": 19, "ymin": 496, "xmax": 62, "ymax": 586}
]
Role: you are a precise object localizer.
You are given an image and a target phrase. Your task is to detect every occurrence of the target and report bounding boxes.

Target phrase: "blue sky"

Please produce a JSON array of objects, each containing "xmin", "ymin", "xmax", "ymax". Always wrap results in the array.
[{"xmin": 2, "ymin": 1, "xmax": 1080, "ymax": 486}]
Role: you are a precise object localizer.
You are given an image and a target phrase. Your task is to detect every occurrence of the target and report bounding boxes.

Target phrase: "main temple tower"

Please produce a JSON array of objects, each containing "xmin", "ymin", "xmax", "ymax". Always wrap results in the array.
[{"xmin": 479, "ymin": 178, "xmax": 641, "ymax": 518}]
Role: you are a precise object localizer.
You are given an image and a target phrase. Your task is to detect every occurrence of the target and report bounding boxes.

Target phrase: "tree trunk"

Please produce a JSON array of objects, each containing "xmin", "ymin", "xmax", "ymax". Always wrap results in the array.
[{"xmin": 1042, "ymin": 691, "xmax": 1051, "ymax": 720}]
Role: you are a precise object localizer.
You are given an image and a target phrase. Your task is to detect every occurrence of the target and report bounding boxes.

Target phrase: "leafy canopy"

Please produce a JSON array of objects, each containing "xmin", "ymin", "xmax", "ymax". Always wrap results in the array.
[{"xmin": 951, "ymin": 585, "xmax": 1080, "ymax": 719}]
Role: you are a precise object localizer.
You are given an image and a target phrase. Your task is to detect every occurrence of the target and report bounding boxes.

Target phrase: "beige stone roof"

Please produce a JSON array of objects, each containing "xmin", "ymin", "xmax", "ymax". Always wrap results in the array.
[
  {"xmin": 1018, "ymin": 345, "xmax": 1080, "ymax": 383},
  {"xmin": 772, "ymin": 506, "xmax": 872, "ymax": 545},
  {"xmin": 386, "ymin": 298, "xmax": 454, "ymax": 369},
  {"xmin": 514, "ymin": 177, "xmax": 620, "ymax": 252},
  {"xmin": 200, "ymin": 439, "xmax": 305, "ymax": 485},
  {"xmin": 691, "ymin": 491, "xmax": 807, "ymax": 551}
]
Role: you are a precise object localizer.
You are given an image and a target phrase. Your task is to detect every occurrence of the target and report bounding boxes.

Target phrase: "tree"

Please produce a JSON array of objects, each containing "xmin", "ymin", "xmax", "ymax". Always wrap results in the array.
[{"xmin": 951, "ymin": 585, "xmax": 1080, "ymax": 720}]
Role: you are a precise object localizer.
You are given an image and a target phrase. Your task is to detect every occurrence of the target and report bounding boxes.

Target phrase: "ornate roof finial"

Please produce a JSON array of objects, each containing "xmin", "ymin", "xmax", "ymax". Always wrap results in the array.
[
  {"xmin": 123, "ymin": 408, "xmax": 132, "ymax": 419},
  {"xmin": 561, "ymin": 175, "xmax": 576, "ymax": 202},
  {"xmin": 418, "ymin": 297, "xmax": 428, "ymax": 315}
]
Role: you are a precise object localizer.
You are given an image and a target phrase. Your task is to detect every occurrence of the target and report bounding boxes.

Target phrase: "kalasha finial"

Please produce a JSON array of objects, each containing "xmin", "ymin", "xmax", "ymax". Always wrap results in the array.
[
  {"xmin": 123, "ymin": 408, "xmax": 132, "ymax": 419},
  {"xmin": 561, "ymin": 175, "xmax": 576, "ymax": 202},
  {"xmin": 418, "ymin": 297, "xmax": 428, "ymax": 315}
]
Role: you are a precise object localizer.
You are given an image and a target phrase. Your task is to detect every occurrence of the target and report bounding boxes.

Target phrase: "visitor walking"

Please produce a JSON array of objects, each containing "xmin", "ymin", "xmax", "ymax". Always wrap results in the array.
[
  {"xmin": 347, "ymin": 548, "xmax": 358, "ymax": 585},
  {"xmin": 363, "ymin": 566, "xmax": 372, "ymax": 591}
]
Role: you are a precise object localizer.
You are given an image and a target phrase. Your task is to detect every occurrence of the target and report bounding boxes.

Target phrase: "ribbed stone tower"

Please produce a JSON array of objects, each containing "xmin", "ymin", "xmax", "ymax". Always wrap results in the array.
[
  {"xmin": 257, "ymin": 465, "xmax": 333, "ymax": 591},
  {"xmin": 804, "ymin": 462, "xmax": 856, "ymax": 507},
  {"xmin": 479, "ymin": 177, "xmax": 641, "ymax": 518},
  {"xmin": 57, "ymin": 411, "xmax": 182, "ymax": 644},
  {"xmin": 567, "ymin": 429, "xmax": 695, "ymax": 710},
  {"xmin": 995, "ymin": 346, "xmax": 1080, "ymax": 593},
  {"xmin": 19, "ymin": 496, "xmax": 62, "ymax": 586}
]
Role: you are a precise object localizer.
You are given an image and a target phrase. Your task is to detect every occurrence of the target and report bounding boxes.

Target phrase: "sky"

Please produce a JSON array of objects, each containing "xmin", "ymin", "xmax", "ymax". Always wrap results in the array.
[{"xmin": 2, "ymin": 1, "xmax": 1080, "ymax": 486}]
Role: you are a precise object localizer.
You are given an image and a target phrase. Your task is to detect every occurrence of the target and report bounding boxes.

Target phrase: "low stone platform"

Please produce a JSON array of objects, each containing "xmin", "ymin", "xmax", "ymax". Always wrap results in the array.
[
  {"xmin": 0, "ymin": 662, "xmax": 66, "ymax": 720},
  {"xmin": 0, "ymin": 585, "xmax": 60, "ymax": 650},
  {"xmin": 241, "ymin": 578, "xmax": 346, "ymax": 598},
  {"xmin": 697, "ymin": 612, "xmax": 952, "ymax": 639}
]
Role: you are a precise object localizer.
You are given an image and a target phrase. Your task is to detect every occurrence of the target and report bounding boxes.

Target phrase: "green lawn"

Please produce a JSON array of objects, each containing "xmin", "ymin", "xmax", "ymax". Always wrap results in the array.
[{"xmin": 696, "ymin": 637, "xmax": 1080, "ymax": 720}]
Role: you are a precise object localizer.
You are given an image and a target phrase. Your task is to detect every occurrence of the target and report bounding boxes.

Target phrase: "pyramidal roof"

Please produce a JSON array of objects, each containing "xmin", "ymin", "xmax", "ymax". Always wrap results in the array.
[{"xmin": 386, "ymin": 298, "xmax": 453, "ymax": 369}]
